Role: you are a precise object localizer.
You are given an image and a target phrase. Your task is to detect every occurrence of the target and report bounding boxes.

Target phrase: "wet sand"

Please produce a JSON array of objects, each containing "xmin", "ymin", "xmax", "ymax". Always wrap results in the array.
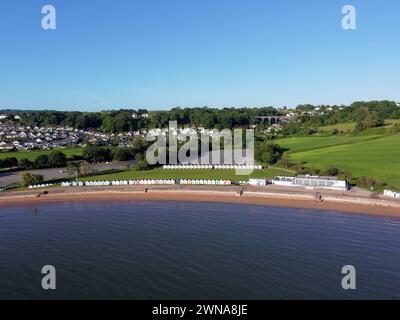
[{"xmin": 0, "ymin": 186, "xmax": 400, "ymax": 218}]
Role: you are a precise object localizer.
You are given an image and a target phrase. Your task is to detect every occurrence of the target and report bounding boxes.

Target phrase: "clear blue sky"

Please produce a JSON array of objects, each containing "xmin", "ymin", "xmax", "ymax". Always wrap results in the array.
[{"xmin": 0, "ymin": 0, "xmax": 399, "ymax": 110}]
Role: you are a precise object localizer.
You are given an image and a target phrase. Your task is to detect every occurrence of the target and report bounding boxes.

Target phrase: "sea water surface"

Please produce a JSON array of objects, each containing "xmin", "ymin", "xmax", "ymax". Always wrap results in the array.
[{"xmin": 0, "ymin": 201, "xmax": 399, "ymax": 299}]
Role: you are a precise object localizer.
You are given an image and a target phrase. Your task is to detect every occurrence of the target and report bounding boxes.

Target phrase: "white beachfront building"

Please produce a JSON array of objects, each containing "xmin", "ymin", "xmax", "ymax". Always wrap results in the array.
[{"xmin": 272, "ymin": 175, "xmax": 347, "ymax": 191}]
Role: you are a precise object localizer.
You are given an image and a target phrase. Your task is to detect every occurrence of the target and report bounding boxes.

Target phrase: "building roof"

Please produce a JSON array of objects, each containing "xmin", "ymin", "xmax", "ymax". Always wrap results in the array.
[{"xmin": 296, "ymin": 175, "xmax": 339, "ymax": 181}]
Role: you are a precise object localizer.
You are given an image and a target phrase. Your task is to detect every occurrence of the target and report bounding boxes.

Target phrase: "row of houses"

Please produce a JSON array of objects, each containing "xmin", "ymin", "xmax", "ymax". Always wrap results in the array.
[
  {"xmin": 1, "ymin": 120, "xmax": 264, "ymax": 151},
  {"xmin": 146, "ymin": 127, "xmax": 236, "ymax": 140},
  {"xmin": 0, "ymin": 123, "xmax": 84, "ymax": 150},
  {"xmin": 0, "ymin": 121, "xmax": 150, "ymax": 151},
  {"xmin": 0, "ymin": 123, "xmax": 150, "ymax": 151}
]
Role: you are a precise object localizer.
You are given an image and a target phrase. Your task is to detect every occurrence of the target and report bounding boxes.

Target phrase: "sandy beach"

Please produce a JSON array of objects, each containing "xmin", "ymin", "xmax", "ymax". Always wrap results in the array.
[{"xmin": 1, "ymin": 185, "xmax": 400, "ymax": 217}]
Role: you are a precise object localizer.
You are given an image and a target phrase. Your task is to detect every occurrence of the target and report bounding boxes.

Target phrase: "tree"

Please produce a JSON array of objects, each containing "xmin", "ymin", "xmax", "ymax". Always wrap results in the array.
[
  {"xmin": 80, "ymin": 161, "xmax": 92, "ymax": 177},
  {"xmin": 34, "ymin": 155, "xmax": 50, "ymax": 168},
  {"xmin": 21, "ymin": 172, "xmax": 44, "ymax": 187},
  {"xmin": 326, "ymin": 166, "xmax": 340, "ymax": 176},
  {"xmin": 83, "ymin": 146, "xmax": 113, "ymax": 164},
  {"xmin": 48, "ymin": 151, "xmax": 67, "ymax": 168},
  {"xmin": 354, "ymin": 111, "xmax": 385, "ymax": 133},
  {"xmin": 388, "ymin": 123, "xmax": 400, "ymax": 135},
  {"xmin": 281, "ymin": 122, "xmax": 301, "ymax": 136},
  {"xmin": 202, "ymin": 113, "xmax": 217, "ymax": 128},
  {"xmin": 255, "ymin": 141, "xmax": 283, "ymax": 165},
  {"xmin": 0, "ymin": 157, "xmax": 18, "ymax": 169},
  {"xmin": 114, "ymin": 112, "xmax": 137, "ymax": 132},
  {"xmin": 134, "ymin": 159, "xmax": 150, "ymax": 171},
  {"xmin": 302, "ymin": 127, "xmax": 316, "ymax": 135},
  {"xmin": 281, "ymin": 154, "xmax": 292, "ymax": 169},
  {"xmin": 132, "ymin": 136, "xmax": 148, "ymax": 157},
  {"xmin": 67, "ymin": 161, "xmax": 81, "ymax": 182},
  {"xmin": 18, "ymin": 158, "xmax": 34, "ymax": 170},
  {"xmin": 75, "ymin": 113, "xmax": 102, "ymax": 130},
  {"xmin": 112, "ymin": 148, "xmax": 134, "ymax": 161},
  {"xmin": 135, "ymin": 153, "xmax": 144, "ymax": 161},
  {"xmin": 259, "ymin": 150, "xmax": 273, "ymax": 164}
]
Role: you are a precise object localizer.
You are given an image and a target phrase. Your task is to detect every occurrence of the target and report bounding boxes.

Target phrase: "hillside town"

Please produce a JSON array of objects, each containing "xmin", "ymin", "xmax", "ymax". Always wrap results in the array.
[
  {"xmin": 1, "ymin": 102, "xmax": 399, "ymax": 153},
  {"xmin": 0, "ymin": 110, "xmax": 291, "ymax": 151},
  {"xmin": 0, "ymin": 122, "xmax": 84, "ymax": 151}
]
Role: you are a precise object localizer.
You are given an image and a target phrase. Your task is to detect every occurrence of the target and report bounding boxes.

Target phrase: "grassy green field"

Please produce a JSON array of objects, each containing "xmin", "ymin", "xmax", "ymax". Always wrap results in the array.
[
  {"xmin": 319, "ymin": 119, "xmax": 400, "ymax": 133},
  {"xmin": 3, "ymin": 126, "xmax": 399, "ymax": 189},
  {"xmin": 80, "ymin": 167, "xmax": 292, "ymax": 182},
  {"xmin": 0, "ymin": 147, "xmax": 84, "ymax": 161},
  {"xmin": 275, "ymin": 135, "xmax": 381, "ymax": 153},
  {"xmin": 4, "ymin": 167, "xmax": 292, "ymax": 191},
  {"xmin": 319, "ymin": 122, "xmax": 356, "ymax": 132},
  {"xmin": 277, "ymin": 133, "xmax": 400, "ymax": 188}
]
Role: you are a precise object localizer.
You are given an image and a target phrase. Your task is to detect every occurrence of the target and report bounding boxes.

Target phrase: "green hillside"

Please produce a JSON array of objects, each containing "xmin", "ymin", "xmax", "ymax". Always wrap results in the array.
[
  {"xmin": 319, "ymin": 119, "xmax": 400, "ymax": 133},
  {"xmin": 275, "ymin": 135, "xmax": 381, "ymax": 153},
  {"xmin": 277, "ymin": 133, "xmax": 400, "ymax": 188}
]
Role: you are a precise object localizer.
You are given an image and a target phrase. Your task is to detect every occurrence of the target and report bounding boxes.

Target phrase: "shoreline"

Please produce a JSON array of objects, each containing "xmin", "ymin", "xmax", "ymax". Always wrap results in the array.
[{"xmin": 1, "ymin": 186, "xmax": 400, "ymax": 217}]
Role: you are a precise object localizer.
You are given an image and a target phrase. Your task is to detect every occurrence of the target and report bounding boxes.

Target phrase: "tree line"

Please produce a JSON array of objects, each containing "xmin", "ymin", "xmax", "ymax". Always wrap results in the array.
[
  {"xmin": 3, "ymin": 100, "xmax": 396, "ymax": 135},
  {"xmin": 11, "ymin": 107, "xmax": 281, "ymax": 132},
  {"xmin": 0, "ymin": 143, "xmax": 149, "ymax": 171},
  {"xmin": 0, "ymin": 151, "xmax": 70, "ymax": 171}
]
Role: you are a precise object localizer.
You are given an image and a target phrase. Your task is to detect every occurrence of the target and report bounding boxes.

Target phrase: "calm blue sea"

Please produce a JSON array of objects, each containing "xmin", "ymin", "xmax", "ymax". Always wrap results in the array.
[{"xmin": 0, "ymin": 201, "xmax": 399, "ymax": 299}]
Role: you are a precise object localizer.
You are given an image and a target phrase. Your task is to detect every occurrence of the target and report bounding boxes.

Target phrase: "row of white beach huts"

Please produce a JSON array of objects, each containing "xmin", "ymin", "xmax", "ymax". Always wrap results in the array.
[
  {"xmin": 179, "ymin": 179, "xmax": 231, "ymax": 185},
  {"xmin": 383, "ymin": 189, "xmax": 400, "ymax": 199},
  {"xmin": 163, "ymin": 164, "xmax": 263, "ymax": 170},
  {"xmin": 59, "ymin": 179, "xmax": 232, "ymax": 187},
  {"xmin": 28, "ymin": 183, "xmax": 54, "ymax": 189},
  {"xmin": 61, "ymin": 180, "xmax": 175, "ymax": 187}
]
